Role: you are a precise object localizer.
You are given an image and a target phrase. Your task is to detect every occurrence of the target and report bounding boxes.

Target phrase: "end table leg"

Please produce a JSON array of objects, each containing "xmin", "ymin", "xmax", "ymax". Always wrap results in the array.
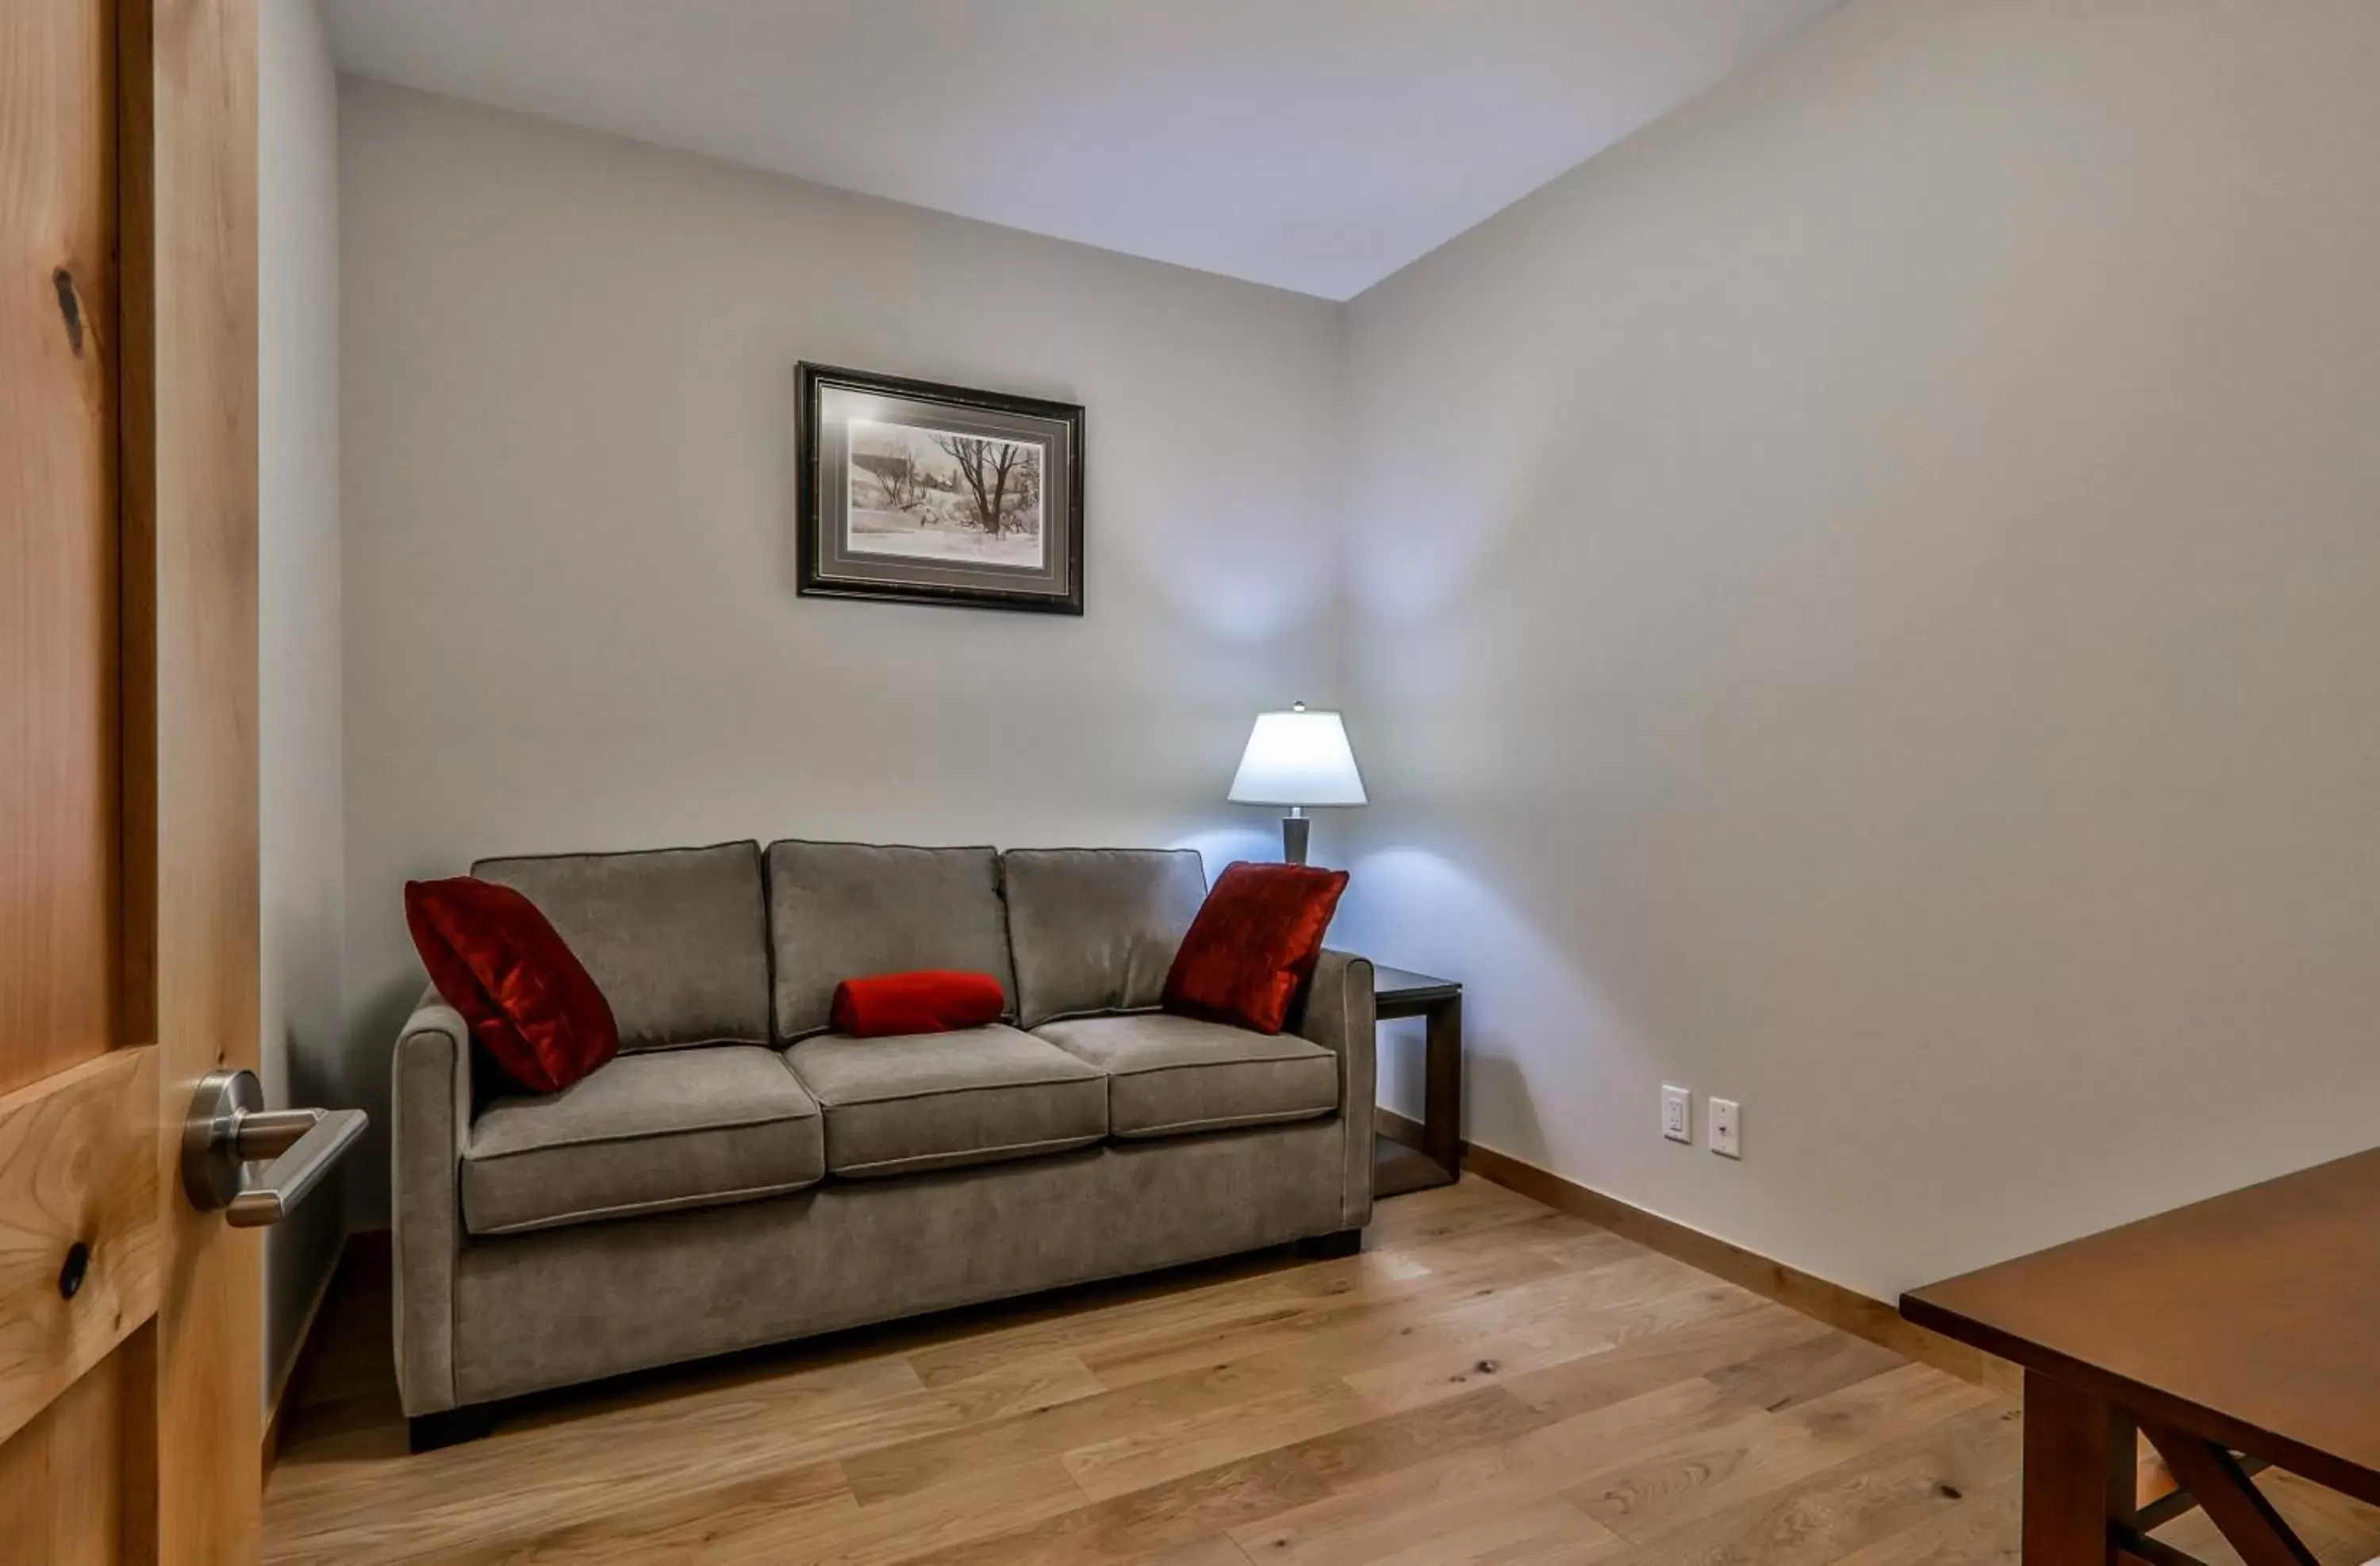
[
  {"xmin": 1422, "ymin": 994, "xmax": 1462, "ymax": 1181},
  {"xmin": 2023, "ymin": 1371, "xmax": 2123, "ymax": 1566}
]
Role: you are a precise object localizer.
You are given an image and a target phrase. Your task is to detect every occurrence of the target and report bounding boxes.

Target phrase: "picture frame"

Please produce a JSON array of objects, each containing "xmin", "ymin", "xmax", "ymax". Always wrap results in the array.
[{"xmin": 796, "ymin": 362, "xmax": 1085, "ymax": 615}]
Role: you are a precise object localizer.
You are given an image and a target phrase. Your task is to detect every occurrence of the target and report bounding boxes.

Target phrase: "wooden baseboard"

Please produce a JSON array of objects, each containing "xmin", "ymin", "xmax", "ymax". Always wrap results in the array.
[{"xmin": 1377, "ymin": 1107, "xmax": 2021, "ymax": 1396}]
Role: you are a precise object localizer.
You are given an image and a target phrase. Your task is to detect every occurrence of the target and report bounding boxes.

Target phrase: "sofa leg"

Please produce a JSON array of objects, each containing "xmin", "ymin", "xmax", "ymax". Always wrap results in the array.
[
  {"xmin": 409, "ymin": 1403, "xmax": 497, "ymax": 1453},
  {"xmin": 1295, "ymin": 1227, "xmax": 1363, "ymax": 1260}
]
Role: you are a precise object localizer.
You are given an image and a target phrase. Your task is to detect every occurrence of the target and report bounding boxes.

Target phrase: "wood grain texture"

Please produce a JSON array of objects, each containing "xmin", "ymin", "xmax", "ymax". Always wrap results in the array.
[
  {"xmin": 260, "ymin": 1177, "xmax": 2380, "ymax": 1566},
  {"xmin": 2021, "ymin": 1372, "xmax": 2126, "ymax": 1566},
  {"xmin": 255, "ymin": 1180, "xmax": 1971, "ymax": 1565},
  {"xmin": 2, "ymin": 0, "xmax": 120, "ymax": 1103},
  {"xmin": 0, "ymin": 1342, "xmax": 132, "ymax": 1566},
  {"xmin": 1446, "ymin": 1130, "xmax": 2023, "ymax": 1394},
  {"xmin": 114, "ymin": 0, "xmax": 156, "ymax": 1054},
  {"xmin": 10, "ymin": 0, "xmax": 267, "ymax": 1558},
  {"xmin": 0, "ymin": 1046, "xmax": 159, "ymax": 1448},
  {"xmin": 128, "ymin": 0, "xmax": 264, "ymax": 1558},
  {"xmin": 0, "ymin": 8, "xmax": 147, "ymax": 1560},
  {"xmin": 2162, "ymin": 1463, "xmax": 2380, "ymax": 1566},
  {"xmin": 1904, "ymin": 1146, "xmax": 2380, "ymax": 1508},
  {"xmin": 2144, "ymin": 1422, "xmax": 2321, "ymax": 1566}
]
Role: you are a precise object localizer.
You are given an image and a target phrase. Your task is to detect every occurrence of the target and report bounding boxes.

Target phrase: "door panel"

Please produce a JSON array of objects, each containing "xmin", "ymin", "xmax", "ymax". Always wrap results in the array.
[
  {"xmin": 145, "ymin": 0, "xmax": 264, "ymax": 1553},
  {"xmin": 2, "ymin": 0, "xmax": 118, "ymax": 1100},
  {"xmin": 0, "ymin": 0, "xmax": 260, "ymax": 1560},
  {"xmin": 0, "ymin": 1049, "xmax": 160, "ymax": 1444},
  {"xmin": 1, "ymin": 2, "xmax": 137, "ymax": 1562},
  {"xmin": 0, "ymin": 1341, "xmax": 134, "ymax": 1566}
]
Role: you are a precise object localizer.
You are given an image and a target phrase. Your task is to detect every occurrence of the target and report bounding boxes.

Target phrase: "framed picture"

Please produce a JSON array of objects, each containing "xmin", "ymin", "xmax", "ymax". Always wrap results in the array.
[{"xmin": 796, "ymin": 362, "xmax": 1084, "ymax": 615}]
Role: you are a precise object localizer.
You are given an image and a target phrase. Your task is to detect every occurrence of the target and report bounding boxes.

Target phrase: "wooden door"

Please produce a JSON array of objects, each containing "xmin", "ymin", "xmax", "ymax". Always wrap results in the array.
[{"xmin": 1, "ymin": 1, "xmax": 261, "ymax": 1560}]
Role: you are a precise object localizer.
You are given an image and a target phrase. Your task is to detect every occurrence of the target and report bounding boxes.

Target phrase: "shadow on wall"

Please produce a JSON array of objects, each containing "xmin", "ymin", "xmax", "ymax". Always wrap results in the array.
[
  {"xmin": 346, "ymin": 965, "xmax": 435, "ymax": 1231},
  {"xmin": 1165, "ymin": 824, "xmax": 1291, "ymax": 881},
  {"xmin": 1169, "ymin": 823, "xmax": 1377, "ymax": 963},
  {"xmin": 1334, "ymin": 842, "xmax": 1653, "ymax": 1168},
  {"xmin": 266, "ymin": 1018, "xmax": 351, "ymax": 1395}
]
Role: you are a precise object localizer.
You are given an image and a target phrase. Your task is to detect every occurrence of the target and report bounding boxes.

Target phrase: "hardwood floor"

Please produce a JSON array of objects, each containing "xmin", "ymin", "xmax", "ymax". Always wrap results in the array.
[{"xmin": 263, "ymin": 1176, "xmax": 2380, "ymax": 1566}]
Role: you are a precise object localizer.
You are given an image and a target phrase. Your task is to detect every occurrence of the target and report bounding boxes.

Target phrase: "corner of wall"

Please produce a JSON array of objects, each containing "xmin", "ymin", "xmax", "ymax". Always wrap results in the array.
[{"xmin": 259, "ymin": 0, "xmax": 349, "ymax": 1408}]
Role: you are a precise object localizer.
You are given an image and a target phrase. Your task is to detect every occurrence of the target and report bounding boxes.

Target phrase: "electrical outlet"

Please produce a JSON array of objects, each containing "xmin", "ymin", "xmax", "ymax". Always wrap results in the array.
[
  {"xmin": 1660, "ymin": 1085, "xmax": 1691, "ymax": 1144},
  {"xmin": 1710, "ymin": 1097, "xmax": 1741, "ymax": 1159}
]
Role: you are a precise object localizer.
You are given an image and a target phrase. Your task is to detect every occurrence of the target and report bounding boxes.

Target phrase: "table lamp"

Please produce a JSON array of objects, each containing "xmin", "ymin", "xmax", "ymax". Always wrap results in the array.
[{"xmin": 1228, "ymin": 703, "xmax": 1367, "ymax": 866}]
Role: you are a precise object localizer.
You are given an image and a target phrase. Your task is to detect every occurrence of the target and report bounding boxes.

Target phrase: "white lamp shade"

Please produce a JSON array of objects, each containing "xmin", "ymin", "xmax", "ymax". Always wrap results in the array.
[{"xmin": 1228, "ymin": 708, "xmax": 1368, "ymax": 808}]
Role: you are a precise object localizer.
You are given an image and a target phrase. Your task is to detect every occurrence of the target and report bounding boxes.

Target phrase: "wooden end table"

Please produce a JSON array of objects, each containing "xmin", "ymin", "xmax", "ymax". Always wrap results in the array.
[{"xmin": 1369, "ymin": 965, "xmax": 1463, "ymax": 1198}]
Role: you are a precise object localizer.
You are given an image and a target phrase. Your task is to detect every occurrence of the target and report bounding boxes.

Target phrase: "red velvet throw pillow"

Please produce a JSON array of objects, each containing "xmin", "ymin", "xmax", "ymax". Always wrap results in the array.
[
  {"xmin": 405, "ymin": 877, "xmax": 620, "ymax": 1095},
  {"xmin": 1161, "ymin": 862, "xmax": 1349, "ymax": 1035},
  {"xmin": 831, "ymin": 970, "xmax": 1006, "ymax": 1038}
]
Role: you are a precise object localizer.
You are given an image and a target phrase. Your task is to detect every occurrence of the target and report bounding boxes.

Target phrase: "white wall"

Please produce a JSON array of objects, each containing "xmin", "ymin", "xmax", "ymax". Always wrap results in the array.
[
  {"xmin": 1341, "ymin": 0, "xmax": 2380, "ymax": 1301},
  {"xmin": 259, "ymin": 0, "xmax": 347, "ymax": 1396},
  {"xmin": 339, "ymin": 83, "xmax": 1348, "ymax": 1222},
  {"xmin": 336, "ymin": 2, "xmax": 2380, "ymax": 1292}
]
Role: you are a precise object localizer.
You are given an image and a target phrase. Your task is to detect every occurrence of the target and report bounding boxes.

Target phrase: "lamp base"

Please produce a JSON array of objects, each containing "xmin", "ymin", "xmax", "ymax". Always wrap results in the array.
[{"xmin": 1280, "ymin": 815, "xmax": 1311, "ymax": 866}]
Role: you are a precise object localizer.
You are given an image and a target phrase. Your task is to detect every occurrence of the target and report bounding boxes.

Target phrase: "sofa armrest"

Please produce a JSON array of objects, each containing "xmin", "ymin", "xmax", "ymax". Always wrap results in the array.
[
  {"xmin": 390, "ymin": 985, "xmax": 471, "ymax": 1415},
  {"xmin": 1297, "ymin": 950, "xmax": 1376, "ymax": 1231}
]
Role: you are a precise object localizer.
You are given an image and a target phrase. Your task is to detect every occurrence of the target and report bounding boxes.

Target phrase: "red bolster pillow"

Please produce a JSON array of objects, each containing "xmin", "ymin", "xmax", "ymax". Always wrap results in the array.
[{"xmin": 831, "ymin": 969, "xmax": 1006, "ymax": 1038}]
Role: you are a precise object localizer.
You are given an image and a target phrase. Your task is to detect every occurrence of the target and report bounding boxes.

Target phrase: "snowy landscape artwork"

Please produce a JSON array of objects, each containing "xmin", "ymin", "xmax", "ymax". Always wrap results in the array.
[
  {"xmin": 846, "ymin": 417, "xmax": 1046, "ymax": 569},
  {"xmin": 799, "ymin": 361, "xmax": 1084, "ymax": 614}
]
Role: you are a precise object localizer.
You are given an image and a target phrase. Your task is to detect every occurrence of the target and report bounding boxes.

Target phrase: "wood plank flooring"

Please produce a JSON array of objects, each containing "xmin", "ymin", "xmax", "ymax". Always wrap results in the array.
[{"xmin": 264, "ymin": 1176, "xmax": 2380, "ymax": 1566}]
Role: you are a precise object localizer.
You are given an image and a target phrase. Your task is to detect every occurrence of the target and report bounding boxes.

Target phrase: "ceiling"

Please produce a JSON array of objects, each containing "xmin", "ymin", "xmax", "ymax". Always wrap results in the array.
[{"xmin": 321, "ymin": 0, "xmax": 1841, "ymax": 301}]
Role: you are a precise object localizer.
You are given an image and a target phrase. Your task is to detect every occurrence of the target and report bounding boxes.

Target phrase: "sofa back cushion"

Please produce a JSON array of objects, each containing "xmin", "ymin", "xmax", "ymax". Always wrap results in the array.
[
  {"xmin": 766, "ymin": 841, "xmax": 1016, "ymax": 1041},
  {"xmin": 1004, "ymin": 848, "xmax": 1208, "ymax": 1028},
  {"xmin": 472, "ymin": 842, "xmax": 771, "ymax": 1052}
]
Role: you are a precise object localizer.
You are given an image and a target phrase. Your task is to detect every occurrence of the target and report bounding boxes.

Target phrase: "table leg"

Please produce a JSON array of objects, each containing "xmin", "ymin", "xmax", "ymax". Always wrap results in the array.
[
  {"xmin": 2140, "ymin": 1422, "xmax": 2318, "ymax": 1566},
  {"xmin": 1422, "ymin": 994, "xmax": 1462, "ymax": 1181},
  {"xmin": 2024, "ymin": 1371, "xmax": 2127, "ymax": 1566}
]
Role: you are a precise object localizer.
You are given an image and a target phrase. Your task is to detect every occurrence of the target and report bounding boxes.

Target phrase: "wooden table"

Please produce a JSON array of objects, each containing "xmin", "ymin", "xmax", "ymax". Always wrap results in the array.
[
  {"xmin": 1901, "ymin": 1147, "xmax": 2380, "ymax": 1566},
  {"xmin": 1370, "ymin": 965, "xmax": 1463, "ymax": 1198}
]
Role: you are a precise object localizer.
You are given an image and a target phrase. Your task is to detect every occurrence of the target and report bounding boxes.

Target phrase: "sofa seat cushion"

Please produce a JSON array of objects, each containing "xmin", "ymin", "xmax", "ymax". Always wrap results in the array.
[
  {"xmin": 1034, "ymin": 1013, "xmax": 1339, "ymax": 1138},
  {"xmin": 463, "ymin": 1046, "xmax": 823, "ymax": 1236},
  {"xmin": 785, "ymin": 1026, "xmax": 1107, "ymax": 1178}
]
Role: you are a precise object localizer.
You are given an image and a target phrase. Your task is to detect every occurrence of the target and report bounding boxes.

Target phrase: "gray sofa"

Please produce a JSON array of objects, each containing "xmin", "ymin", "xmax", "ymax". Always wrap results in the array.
[{"xmin": 390, "ymin": 839, "xmax": 1375, "ymax": 1447}]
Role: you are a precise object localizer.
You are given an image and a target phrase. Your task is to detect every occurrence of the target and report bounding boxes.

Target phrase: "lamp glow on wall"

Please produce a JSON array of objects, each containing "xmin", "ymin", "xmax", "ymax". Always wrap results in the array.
[{"xmin": 1229, "ymin": 703, "xmax": 1367, "ymax": 866}]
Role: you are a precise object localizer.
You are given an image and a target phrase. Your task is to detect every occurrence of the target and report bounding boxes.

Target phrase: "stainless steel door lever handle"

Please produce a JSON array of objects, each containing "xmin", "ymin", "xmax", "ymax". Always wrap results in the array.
[{"xmin": 182, "ymin": 1068, "xmax": 368, "ymax": 1227}]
